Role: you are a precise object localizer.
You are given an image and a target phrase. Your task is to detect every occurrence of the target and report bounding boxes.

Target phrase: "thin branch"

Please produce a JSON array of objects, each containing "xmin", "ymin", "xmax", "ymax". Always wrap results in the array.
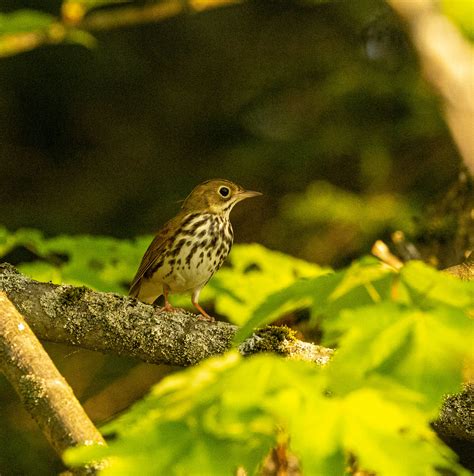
[
  {"xmin": 0, "ymin": 263, "xmax": 333, "ymax": 367},
  {"xmin": 0, "ymin": 0, "xmax": 241, "ymax": 57},
  {"xmin": 0, "ymin": 291, "xmax": 105, "ymax": 463},
  {"xmin": 79, "ymin": 0, "xmax": 241, "ymax": 31}
]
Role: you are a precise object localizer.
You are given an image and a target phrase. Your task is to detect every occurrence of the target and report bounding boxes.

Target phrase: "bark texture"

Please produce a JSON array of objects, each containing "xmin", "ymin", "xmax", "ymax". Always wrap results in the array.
[
  {"xmin": 0, "ymin": 263, "xmax": 333, "ymax": 366},
  {"xmin": 1, "ymin": 262, "xmax": 472, "ymax": 467},
  {"xmin": 0, "ymin": 292, "xmax": 105, "ymax": 458}
]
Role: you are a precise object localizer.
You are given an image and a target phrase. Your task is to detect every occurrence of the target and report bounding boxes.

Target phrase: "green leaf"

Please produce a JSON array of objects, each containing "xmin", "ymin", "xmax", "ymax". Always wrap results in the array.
[
  {"xmin": 327, "ymin": 303, "xmax": 473, "ymax": 412},
  {"xmin": 234, "ymin": 273, "xmax": 338, "ymax": 343},
  {"xmin": 0, "ymin": 227, "xmax": 150, "ymax": 293},
  {"xmin": 208, "ymin": 243, "xmax": 326, "ymax": 325},
  {"xmin": 441, "ymin": 0, "xmax": 474, "ymax": 40},
  {"xmin": 65, "ymin": 29, "xmax": 97, "ymax": 49},
  {"xmin": 328, "ymin": 256, "xmax": 392, "ymax": 301},
  {"xmin": 235, "ymin": 257, "xmax": 393, "ymax": 343},
  {"xmin": 65, "ymin": 351, "xmax": 465, "ymax": 476},
  {"xmin": 400, "ymin": 260, "xmax": 474, "ymax": 311},
  {"xmin": 65, "ymin": 353, "xmax": 312, "ymax": 475},
  {"xmin": 17, "ymin": 261, "xmax": 63, "ymax": 284},
  {"xmin": 342, "ymin": 389, "xmax": 462, "ymax": 476},
  {"xmin": 0, "ymin": 10, "xmax": 55, "ymax": 35}
]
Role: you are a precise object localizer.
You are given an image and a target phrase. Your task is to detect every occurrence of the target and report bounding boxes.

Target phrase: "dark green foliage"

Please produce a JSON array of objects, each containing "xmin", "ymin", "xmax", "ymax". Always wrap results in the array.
[
  {"xmin": 0, "ymin": 10, "xmax": 55, "ymax": 34},
  {"xmin": 0, "ymin": 227, "xmax": 150, "ymax": 293}
]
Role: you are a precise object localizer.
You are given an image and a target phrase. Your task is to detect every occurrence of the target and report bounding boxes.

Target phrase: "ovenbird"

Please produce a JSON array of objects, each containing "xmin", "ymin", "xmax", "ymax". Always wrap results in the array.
[{"xmin": 129, "ymin": 179, "xmax": 262, "ymax": 321}]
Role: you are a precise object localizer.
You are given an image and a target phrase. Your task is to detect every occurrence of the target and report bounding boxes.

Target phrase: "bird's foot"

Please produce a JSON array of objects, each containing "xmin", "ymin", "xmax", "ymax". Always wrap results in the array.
[
  {"xmin": 193, "ymin": 302, "xmax": 215, "ymax": 322},
  {"xmin": 156, "ymin": 302, "xmax": 179, "ymax": 316},
  {"xmin": 197, "ymin": 312, "xmax": 215, "ymax": 322}
]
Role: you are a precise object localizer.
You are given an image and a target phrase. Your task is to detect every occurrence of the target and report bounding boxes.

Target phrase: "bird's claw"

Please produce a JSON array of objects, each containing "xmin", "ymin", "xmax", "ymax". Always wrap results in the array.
[{"xmin": 197, "ymin": 313, "xmax": 215, "ymax": 322}]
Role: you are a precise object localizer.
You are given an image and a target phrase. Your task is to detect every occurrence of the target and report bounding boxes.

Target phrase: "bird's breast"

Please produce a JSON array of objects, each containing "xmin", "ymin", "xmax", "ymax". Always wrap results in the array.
[{"xmin": 150, "ymin": 213, "xmax": 233, "ymax": 293}]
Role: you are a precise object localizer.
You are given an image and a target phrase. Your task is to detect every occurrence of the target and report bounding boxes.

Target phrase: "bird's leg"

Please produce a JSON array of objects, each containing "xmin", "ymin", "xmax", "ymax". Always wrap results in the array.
[
  {"xmin": 157, "ymin": 285, "xmax": 177, "ymax": 315},
  {"xmin": 192, "ymin": 288, "xmax": 214, "ymax": 322}
]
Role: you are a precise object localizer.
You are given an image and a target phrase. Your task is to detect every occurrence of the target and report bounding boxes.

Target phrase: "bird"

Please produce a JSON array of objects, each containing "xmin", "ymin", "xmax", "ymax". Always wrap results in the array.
[{"xmin": 129, "ymin": 179, "xmax": 262, "ymax": 321}]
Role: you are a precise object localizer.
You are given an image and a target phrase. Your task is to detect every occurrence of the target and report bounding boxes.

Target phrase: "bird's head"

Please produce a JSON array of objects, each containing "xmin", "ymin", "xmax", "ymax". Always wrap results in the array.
[{"xmin": 181, "ymin": 179, "xmax": 262, "ymax": 216}]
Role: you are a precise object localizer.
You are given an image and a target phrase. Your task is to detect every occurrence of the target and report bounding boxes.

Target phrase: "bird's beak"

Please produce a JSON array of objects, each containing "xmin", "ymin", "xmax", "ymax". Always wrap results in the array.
[{"xmin": 236, "ymin": 189, "xmax": 263, "ymax": 201}]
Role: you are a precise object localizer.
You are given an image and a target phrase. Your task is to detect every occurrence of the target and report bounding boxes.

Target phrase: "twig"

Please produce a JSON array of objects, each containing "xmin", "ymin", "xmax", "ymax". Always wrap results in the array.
[
  {"xmin": 371, "ymin": 240, "xmax": 404, "ymax": 270},
  {"xmin": 79, "ymin": 0, "xmax": 241, "ymax": 31},
  {"xmin": 0, "ymin": 291, "xmax": 105, "ymax": 466},
  {"xmin": 0, "ymin": 263, "xmax": 333, "ymax": 366},
  {"xmin": 0, "ymin": 0, "xmax": 241, "ymax": 57}
]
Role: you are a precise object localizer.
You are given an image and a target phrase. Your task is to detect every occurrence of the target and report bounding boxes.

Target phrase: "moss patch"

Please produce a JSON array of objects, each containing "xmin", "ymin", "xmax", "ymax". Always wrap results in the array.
[{"xmin": 245, "ymin": 325, "xmax": 297, "ymax": 355}]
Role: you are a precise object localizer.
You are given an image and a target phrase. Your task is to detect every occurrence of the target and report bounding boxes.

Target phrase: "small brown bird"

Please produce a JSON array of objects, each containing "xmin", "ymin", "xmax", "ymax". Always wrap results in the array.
[{"xmin": 129, "ymin": 179, "xmax": 262, "ymax": 320}]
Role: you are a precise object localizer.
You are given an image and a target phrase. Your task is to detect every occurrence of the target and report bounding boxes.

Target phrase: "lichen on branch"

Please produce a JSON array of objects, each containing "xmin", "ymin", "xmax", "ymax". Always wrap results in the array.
[{"xmin": 0, "ymin": 263, "xmax": 333, "ymax": 366}]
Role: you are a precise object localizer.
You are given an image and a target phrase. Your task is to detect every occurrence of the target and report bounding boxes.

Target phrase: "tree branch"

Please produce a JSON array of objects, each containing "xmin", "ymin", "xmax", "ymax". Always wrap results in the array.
[
  {"xmin": 1, "ymin": 261, "xmax": 472, "ymax": 463},
  {"xmin": 77, "ymin": 0, "xmax": 241, "ymax": 31},
  {"xmin": 0, "ymin": 0, "xmax": 241, "ymax": 58},
  {"xmin": 388, "ymin": 0, "xmax": 474, "ymax": 173},
  {"xmin": 0, "ymin": 291, "xmax": 105, "ymax": 465},
  {"xmin": 0, "ymin": 263, "xmax": 333, "ymax": 367}
]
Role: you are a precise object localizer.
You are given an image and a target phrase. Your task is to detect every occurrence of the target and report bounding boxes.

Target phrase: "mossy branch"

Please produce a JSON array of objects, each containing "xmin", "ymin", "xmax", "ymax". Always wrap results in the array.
[
  {"xmin": 1, "ymin": 262, "xmax": 471, "ymax": 459},
  {"xmin": 0, "ymin": 263, "xmax": 333, "ymax": 366}
]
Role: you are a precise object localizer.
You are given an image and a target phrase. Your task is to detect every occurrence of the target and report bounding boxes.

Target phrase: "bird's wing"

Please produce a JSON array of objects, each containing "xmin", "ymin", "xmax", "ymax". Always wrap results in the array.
[{"xmin": 128, "ymin": 214, "xmax": 183, "ymax": 298}]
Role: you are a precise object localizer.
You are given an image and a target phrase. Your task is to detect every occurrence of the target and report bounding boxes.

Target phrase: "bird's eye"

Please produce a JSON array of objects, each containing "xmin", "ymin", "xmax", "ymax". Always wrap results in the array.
[{"xmin": 218, "ymin": 186, "xmax": 230, "ymax": 198}]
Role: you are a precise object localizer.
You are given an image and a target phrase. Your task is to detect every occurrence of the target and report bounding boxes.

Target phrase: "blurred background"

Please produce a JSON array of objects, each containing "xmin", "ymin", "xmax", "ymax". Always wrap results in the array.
[
  {"xmin": 0, "ymin": 0, "xmax": 466, "ymax": 266},
  {"xmin": 0, "ymin": 0, "xmax": 471, "ymax": 473}
]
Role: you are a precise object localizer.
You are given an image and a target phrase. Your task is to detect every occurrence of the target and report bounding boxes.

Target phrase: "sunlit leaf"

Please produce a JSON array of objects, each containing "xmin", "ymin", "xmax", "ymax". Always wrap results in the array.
[
  {"xmin": 327, "ymin": 303, "xmax": 473, "ymax": 412},
  {"xmin": 65, "ymin": 353, "xmax": 309, "ymax": 475},
  {"xmin": 0, "ymin": 227, "xmax": 150, "ymax": 293},
  {"xmin": 209, "ymin": 243, "xmax": 326, "ymax": 324},
  {"xmin": 235, "ymin": 257, "xmax": 393, "ymax": 343},
  {"xmin": 65, "ymin": 351, "xmax": 465, "ymax": 476},
  {"xmin": 65, "ymin": 29, "xmax": 97, "ymax": 48},
  {"xmin": 400, "ymin": 260, "xmax": 474, "ymax": 311},
  {"xmin": 342, "ymin": 389, "xmax": 462, "ymax": 476},
  {"xmin": 0, "ymin": 10, "xmax": 55, "ymax": 35},
  {"xmin": 441, "ymin": 0, "xmax": 474, "ymax": 40}
]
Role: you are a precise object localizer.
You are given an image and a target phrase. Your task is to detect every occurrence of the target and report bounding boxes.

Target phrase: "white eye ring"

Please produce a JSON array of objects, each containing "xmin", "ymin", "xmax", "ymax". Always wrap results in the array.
[{"xmin": 218, "ymin": 186, "xmax": 230, "ymax": 198}]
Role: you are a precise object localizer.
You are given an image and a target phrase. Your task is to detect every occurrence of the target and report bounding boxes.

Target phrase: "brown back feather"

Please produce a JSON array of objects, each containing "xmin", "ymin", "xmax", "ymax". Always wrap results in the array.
[{"xmin": 128, "ymin": 213, "xmax": 184, "ymax": 297}]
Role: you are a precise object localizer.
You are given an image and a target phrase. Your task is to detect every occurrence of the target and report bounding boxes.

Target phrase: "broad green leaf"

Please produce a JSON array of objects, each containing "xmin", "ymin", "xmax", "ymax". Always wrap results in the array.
[
  {"xmin": 327, "ymin": 303, "xmax": 473, "ymax": 412},
  {"xmin": 400, "ymin": 260, "xmax": 474, "ymax": 311},
  {"xmin": 389, "ymin": 307, "xmax": 473, "ymax": 409},
  {"xmin": 235, "ymin": 257, "xmax": 393, "ymax": 343},
  {"xmin": 281, "ymin": 394, "xmax": 345, "ymax": 476},
  {"xmin": 209, "ymin": 243, "xmax": 326, "ymax": 324},
  {"xmin": 328, "ymin": 256, "xmax": 392, "ymax": 301},
  {"xmin": 0, "ymin": 10, "xmax": 55, "ymax": 35},
  {"xmin": 342, "ymin": 389, "xmax": 463, "ymax": 476},
  {"xmin": 0, "ymin": 227, "xmax": 150, "ymax": 293},
  {"xmin": 65, "ymin": 350, "xmax": 466, "ymax": 476},
  {"xmin": 441, "ymin": 0, "xmax": 474, "ymax": 40},
  {"xmin": 17, "ymin": 261, "xmax": 63, "ymax": 284},
  {"xmin": 234, "ymin": 273, "xmax": 339, "ymax": 343},
  {"xmin": 65, "ymin": 353, "xmax": 321, "ymax": 475}
]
